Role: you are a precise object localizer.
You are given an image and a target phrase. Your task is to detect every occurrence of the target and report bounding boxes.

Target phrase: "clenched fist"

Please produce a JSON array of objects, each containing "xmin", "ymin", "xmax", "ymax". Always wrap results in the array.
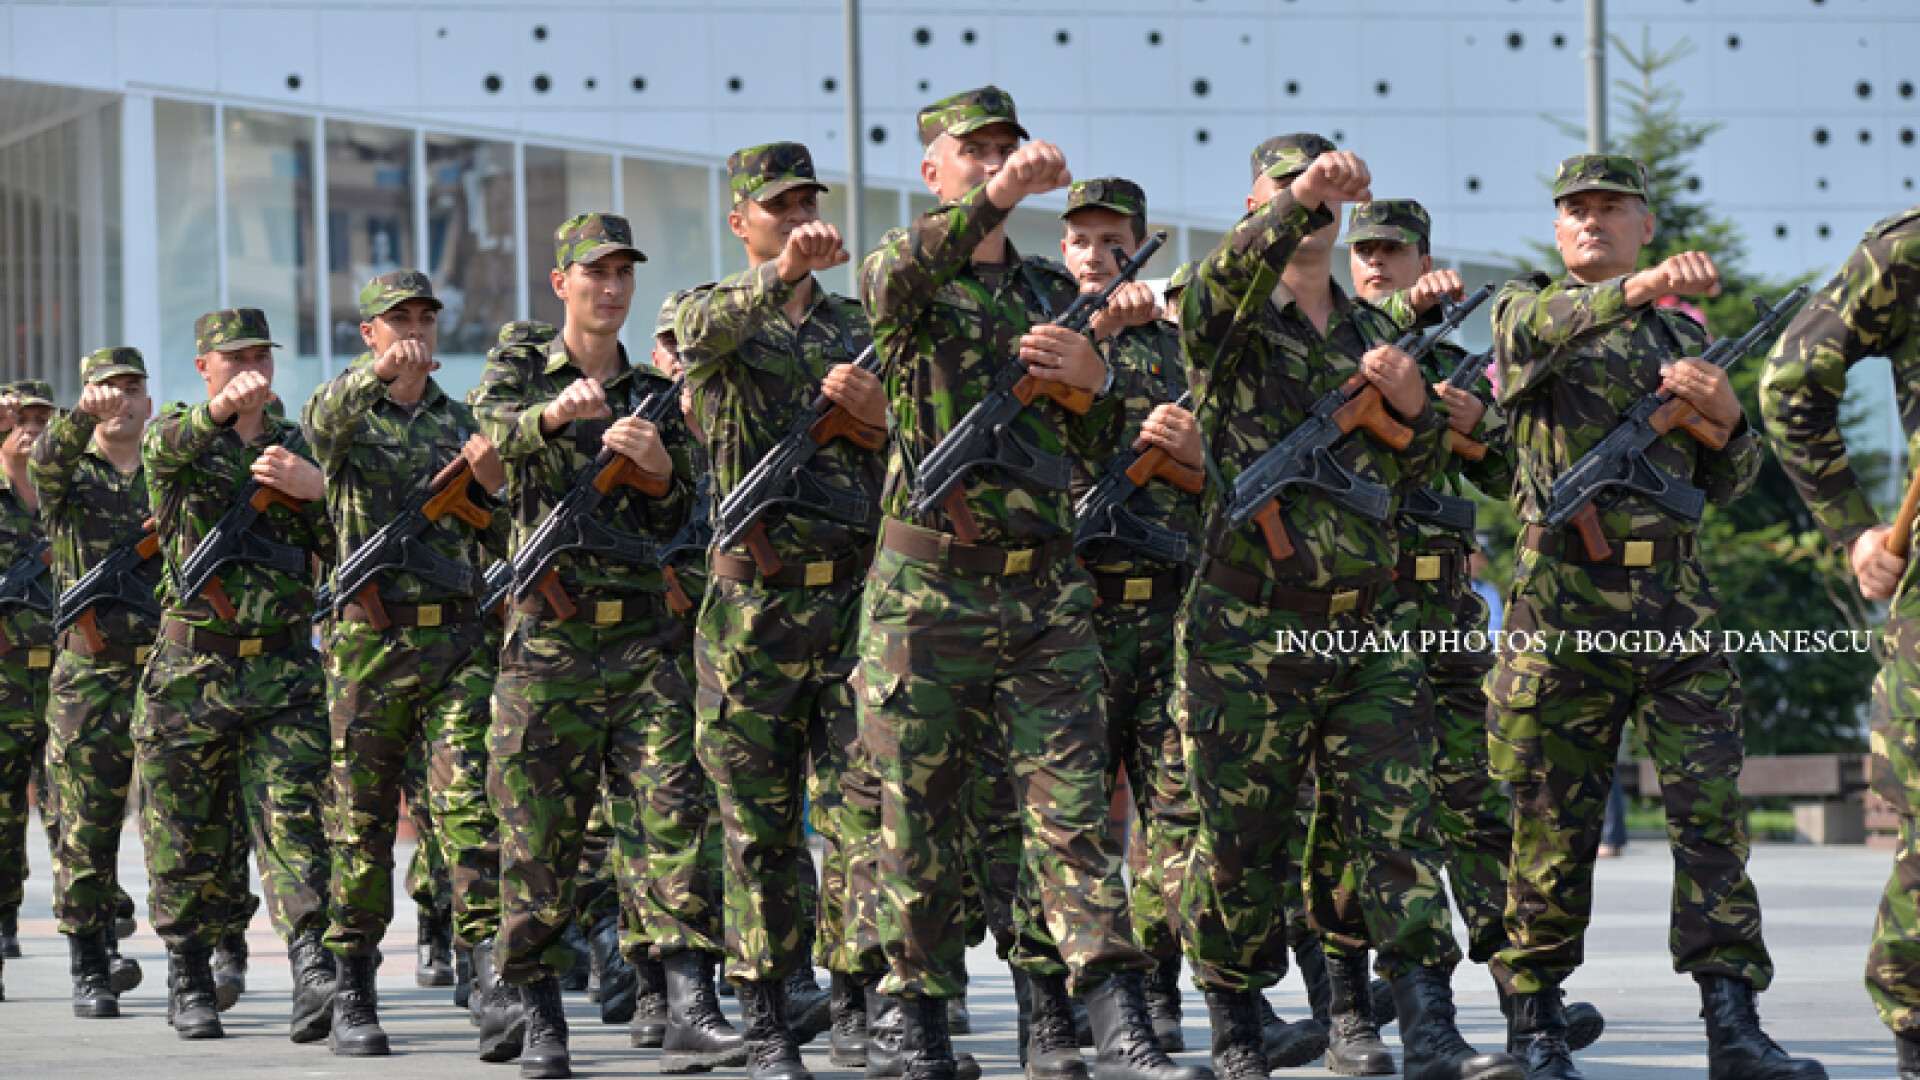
[
  {"xmin": 775, "ymin": 221, "xmax": 850, "ymax": 284},
  {"xmin": 1290, "ymin": 152, "xmax": 1372, "ymax": 210},
  {"xmin": 986, "ymin": 141, "xmax": 1072, "ymax": 208},
  {"xmin": 211, "ymin": 371, "xmax": 273, "ymax": 424}
]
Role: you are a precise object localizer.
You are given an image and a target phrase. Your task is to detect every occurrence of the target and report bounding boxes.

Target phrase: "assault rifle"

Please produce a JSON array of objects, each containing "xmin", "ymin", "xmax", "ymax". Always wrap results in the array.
[
  {"xmin": 175, "ymin": 432, "xmax": 313, "ymax": 621},
  {"xmin": 1540, "ymin": 285, "xmax": 1809, "ymax": 561},
  {"xmin": 478, "ymin": 560, "xmax": 512, "ymax": 621},
  {"xmin": 1400, "ymin": 348, "xmax": 1494, "ymax": 534},
  {"xmin": 656, "ymin": 474, "xmax": 712, "ymax": 615},
  {"xmin": 323, "ymin": 451, "xmax": 494, "ymax": 630},
  {"xmin": 1073, "ymin": 390, "xmax": 1204, "ymax": 564},
  {"xmin": 54, "ymin": 520, "xmax": 161, "ymax": 651},
  {"xmin": 510, "ymin": 373, "xmax": 684, "ymax": 620},
  {"xmin": 1226, "ymin": 282, "xmax": 1494, "ymax": 561},
  {"xmin": 909, "ymin": 231, "xmax": 1168, "ymax": 542},
  {"xmin": 0, "ymin": 538, "xmax": 53, "ymax": 654}
]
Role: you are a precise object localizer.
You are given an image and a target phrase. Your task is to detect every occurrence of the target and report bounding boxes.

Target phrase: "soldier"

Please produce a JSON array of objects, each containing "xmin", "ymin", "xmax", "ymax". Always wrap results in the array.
[
  {"xmin": 1174, "ymin": 136, "xmax": 1519, "ymax": 1080},
  {"xmin": 1488, "ymin": 154, "xmax": 1823, "ymax": 1080},
  {"xmin": 1758, "ymin": 204, "xmax": 1920, "ymax": 1079},
  {"xmin": 674, "ymin": 139, "xmax": 881, "ymax": 1080},
  {"xmin": 135, "ymin": 308, "xmax": 336, "ymax": 1042},
  {"xmin": 303, "ymin": 270, "xmax": 510, "ymax": 1056},
  {"xmin": 472, "ymin": 213, "xmax": 725, "ymax": 1080},
  {"xmin": 856, "ymin": 85, "xmax": 1198, "ymax": 1080}
]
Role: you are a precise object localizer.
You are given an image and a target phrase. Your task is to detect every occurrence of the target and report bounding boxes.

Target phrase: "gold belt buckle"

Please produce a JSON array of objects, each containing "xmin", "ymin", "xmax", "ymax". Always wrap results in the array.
[
  {"xmin": 1003, "ymin": 548, "xmax": 1035, "ymax": 575},
  {"xmin": 1327, "ymin": 589, "xmax": 1360, "ymax": 616},
  {"xmin": 26, "ymin": 648, "xmax": 50, "ymax": 669},
  {"xmin": 1622, "ymin": 540, "xmax": 1654, "ymax": 568},
  {"xmin": 593, "ymin": 600, "xmax": 624, "ymax": 626},
  {"xmin": 236, "ymin": 638, "xmax": 263, "ymax": 658},
  {"xmin": 1414, "ymin": 555, "xmax": 1442, "ymax": 581},
  {"xmin": 416, "ymin": 604, "xmax": 443, "ymax": 628},
  {"xmin": 1123, "ymin": 577, "xmax": 1154, "ymax": 602},
  {"xmin": 134, "ymin": 646, "xmax": 152, "ymax": 665},
  {"xmin": 803, "ymin": 561, "xmax": 835, "ymax": 587}
]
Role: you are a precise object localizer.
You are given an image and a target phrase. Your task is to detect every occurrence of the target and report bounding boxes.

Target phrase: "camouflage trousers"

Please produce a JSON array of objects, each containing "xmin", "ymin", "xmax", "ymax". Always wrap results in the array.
[
  {"xmin": 46, "ymin": 650, "xmax": 151, "ymax": 935},
  {"xmin": 1487, "ymin": 553, "xmax": 1770, "ymax": 995},
  {"xmin": 403, "ymin": 738, "xmax": 452, "ymax": 915},
  {"xmin": 323, "ymin": 616, "xmax": 500, "ymax": 955},
  {"xmin": 134, "ymin": 635, "xmax": 332, "ymax": 951},
  {"xmin": 0, "ymin": 647, "xmax": 53, "ymax": 917},
  {"xmin": 856, "ymin": 541, "xmax": 1148, "ymax": 998},
  {"xmin": 1857, "ymin": 601, "xmax": 1920, "ymax": 1031},
  {"xmin": 837, "ymin": 720, "xmax": 890, "ymax": 979},
  {"xmin": 489, "ymin": 603, "xmax": 718, "ymax": 984},
  {"xmin": 1174, "ymin": 577, "xmax": 1459, "ymax": 992}
]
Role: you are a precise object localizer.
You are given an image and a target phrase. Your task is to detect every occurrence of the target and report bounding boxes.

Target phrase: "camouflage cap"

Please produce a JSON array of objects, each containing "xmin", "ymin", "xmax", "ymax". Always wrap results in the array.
[
  {"xmin": 728, "ymin": 142, "xmax": 828, "ymax": 206},
  {"xmin": 1346, "ymin": 200, "xmax": 1432, "ymax": 247},
  {"xmin": 1062, "ymin": 177, "xmax": 1147, "ymax": 223},
  {"xmin": 656, "ymin": 289, "xmax": 692, "ymax": 341},
  {"xmin": 79, "ymin": 347, "xmax": 148, "ymax": 384},
  {"xmin": 1163, "ymin": 261, "xmax": 1196, "ymax": 301},
  {"xmin": 357, "ymin": 269, "xmax": 443, "ymax": 320},
  {"xmin": 194, "ymin": 308, "xmax": 280, "ymax": 354},
  {"xmin": 555, "ymin": 212, "xmax": 648, "ymax": 270},
  {"xmin": 1551, "ymin": 153, "xmax": 1649, "ymax": 202},
  {"xmin": 7, "ymin": 380, "xmax": 54, "ymax": 409},
  {"xmin": 1251, "ymin": 133, "xmax": 1337, "ymax": 183},
  {"xmin": 917, "ymin": 85, "xmax": 1028, "ymax": 147}
]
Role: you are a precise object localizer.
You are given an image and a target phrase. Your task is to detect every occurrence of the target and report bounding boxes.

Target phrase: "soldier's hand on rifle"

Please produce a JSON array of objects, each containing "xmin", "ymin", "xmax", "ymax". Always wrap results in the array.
[
  {"xmin": 1626, "ymin": 250, "xmax": 1721, "ymax": 305},
  {"xmin": 1407, "ymin": 270, "xmax": 1465, "ymax": 315},
  {"xmin": 1141, "ymin": 402, "xmax": 1203, "ymax": 469},
  {"xmin": 1020, "ymin": 324, "xmax": 1107, "ymax": 393},
  {"xmin": 1290, "ymin": 152, "xmax": 1372, "ymax": 210},
  {"xmin": 0, "ymin": 395, "xmax": 16, "ymax": 434},
  {"xmin": 1852, "ymin": 525, "xmax": 1907, "ymax": 603},
  {"xmin": 1088, "ymin": 281, "xmax": 1161, "ymax": 341},
  {"xmin": 373, "ymin": 337, "xmax": 438, "ymax": 385},
  {"xmin": 463, "ymin": 433, "xmax": 507, "ymax": 495},
  {"xmin": 77, "ymin": 383, "xmax": 129, "ymax": 422},
  {"xmin": 1360, "ymin": 344, "xmax": 1427, "ymax": 418},
  {"xmin": 986, "ymin": 141, "xmax": 1072, "ymax": 208},
  {"xmin": 541, "ymin": 378, "xmax": 610, "ymax": 435},
  {"xmin": 775, "ymin": 221, "xmax": 850, "ymax": 284},
  {"xmin": 1660, "ymin": 358, "xmax": 1741, "ymax": 428},
  {"xmin": 1436, "ymin": 385, "xmax": 1485, "ymax": 434},
  {"xmin": 602, "ymin": 417, "xmax": 671, "ymax": 480},
  {"xmin": 253, "ymin": 445, "xmax": 324, "ymax": 502},
  {"xmin": 822, "ymin": 363, "xmax": 886, "ymax": 430},
  {"xmin": 211, "ymin": 371, "xmax": 273, "ymax": 424}
]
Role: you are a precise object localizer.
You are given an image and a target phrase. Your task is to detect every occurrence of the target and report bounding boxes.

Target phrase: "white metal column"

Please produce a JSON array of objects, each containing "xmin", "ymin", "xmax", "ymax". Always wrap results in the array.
[
  {"xmin": 313, "ymin": 115, "xmax": 331, "ymax": 379},
  {"xmin": 120, "ymin": 92, "xmax": 162, "ymax": 394}
]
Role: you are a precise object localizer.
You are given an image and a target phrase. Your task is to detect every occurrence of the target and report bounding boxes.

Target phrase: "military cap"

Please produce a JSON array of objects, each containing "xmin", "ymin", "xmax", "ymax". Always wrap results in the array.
[
  {"xmin": 1251, "ymin": 133, "xmax": 1337, "ymax": 183},
  {"xmin": 1062, "ymin": 177, "xmax": 1147, "ymax": 223},
  {"xmin": 7, "ymin": 380, "xmax": 54, "ymax": 409},
  {"xmin": 195, "ymin": 308, "xmax": 280, "ymax": 354},
  {"xmin": 1346, "ymin": 200, "xmax": 1432, "ymax": 248},
  {"xmin": 357, "ymin": 269, "xmax": 443, "ymax": 320},
  {"xmin": 555, "ymin": 213, "xmax": 647, "ymax": 271},
  {"xmin": 1550, "ymin": 153, "xmax": 1649, "ymax": 202},
  {"xmin": 79, "ymin": 347, "xmax": 147, "ymax": 384},
  {"xmin": 917, "ymin": 85, "xmax": 1028, "ymax": 148},
  {"xmin": 728, "ymin": 142, "xmax": 828, "ymax": 206},
  {"xmin": 1163, "ymin": 261, "xmax": 1196, "ymax": 302},
  {"xmin": 656, "ymin": 290, "xmax": 692, "ymax": 341}
]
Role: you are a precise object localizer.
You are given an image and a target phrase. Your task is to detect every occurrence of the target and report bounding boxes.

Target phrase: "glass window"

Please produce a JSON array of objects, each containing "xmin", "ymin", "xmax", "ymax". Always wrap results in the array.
[
  {"xmin": 524, "ymin": 147, "xmax": 612, "ymax": 329},
  {"xmin": 225, "ymin": 108, "xmax": 321, "ymax": 411},
  {"xmin": 622, "ymin": 156, "xmax": 717, "ymax": 342},
  {"xmin": 153, "ymin": 99, "xmax": 218, "ymax": 404},
  {"xmin": 424, "ymin": 134, "xmax": 519, "ymax": 392},
  {"xmin": 325, "ymin": 122, "xmax": 414, "ymax": 364}
]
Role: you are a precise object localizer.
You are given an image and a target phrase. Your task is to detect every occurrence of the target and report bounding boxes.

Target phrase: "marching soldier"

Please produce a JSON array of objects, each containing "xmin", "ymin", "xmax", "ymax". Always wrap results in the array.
[
  {"xmin": 303, "ymin": 270, "xmax": 509, "ymax": 1056},
  {"xmin": 1488, "ymin": 154, "xmax": 1823, "ymax": 1080},
  {"xmin": 1759, "ymin": 203, "xmax": 1920, "ymax": 1079},
  {"xmin": 135, "ymin": 308, "xmax": 336, "ymax": 1042},
  {"xmin": 1173, "ymin": 136, "xmax": 1518, "ymax": 1080}
]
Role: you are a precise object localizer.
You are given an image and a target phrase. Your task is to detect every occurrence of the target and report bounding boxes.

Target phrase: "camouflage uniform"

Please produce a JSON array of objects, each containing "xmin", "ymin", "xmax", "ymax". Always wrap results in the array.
[
  {"xmin": 676, "ymin": 141, "xmax": 884, "ymax": 987},
  {"xmin": 1759, "ymin": 205, "xmax": 1920, "ymax": 1033},
  {"xmin": 1487, "ymin": 156, "xmax": 1768, "ymax": 999},
  {"xmin": 306, "ymin": 271, "xmax": 508, "ymax": 960},
  {"xmin": 470, "ymin": 214, "xmax": 714, "ymax": 985},
  {"xmin": 0, "ymin": 381, "xmax": 57, "ymax": 931},
  {"xmin": 135, "ymin": 309, "xmax": 334, "ymax": 954}
]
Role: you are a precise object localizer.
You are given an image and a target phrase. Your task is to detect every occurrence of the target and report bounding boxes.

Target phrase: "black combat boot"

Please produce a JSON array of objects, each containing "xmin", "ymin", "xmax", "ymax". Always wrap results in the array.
[
  {"xmin": 114, "ymin": 895, "xmax": 136, "ymax": 940},
  {"xmin": 1082, "ymin": 972, "xmax": 1214, "ymax": 1080},
  {"xmin": 587, "ymin": 914, "xmax": 636, "ymax": 1024},
  {"xmin": 1899, "ymin": 1030, "xmax": 1920, "ymax": 1080},
  {"xmin": 330, "ymin": 952, "xmax": 390, "ymax": 1056},
  {"xmin": 1390, "ymin": 967, "xmax": 1522, "ymax": 1080},
  {"xmin": 476, "ymin": 937, "xmax": 528, "ymax": 1062},
  {"xmin": 1203, "ymin": 989, "xmax": 1268, "ymax": 1080},
  {"xmin": 630, "ymin": 956, "xmax": 668, "ymax": 1048},
  {"xmin": 521, "ymin": 976, "xmax": 572, "ymax": 1079},
  {"xmin": 900, "ymin": 994, "xmax": 959, "ymax": 1080},
  {"xmin": 102, "ymin": 921, "xmax": 142, "ymax": 997},
  {"xmin": 1324, "ymin": 949, "xmax": 1392, "ymax": 1076},
  {"xmin": 1256, "ymin": 994, "xmax": 1327, "ymax": 1070},
  {"xmin": 1697, "ymin": 975, "xmax": 1828, "ymax": 1080},
  {"xmin": 455, "ymin": 944, "xmax": 473, "ymax": 1011},
  {"xmin": 741, "ymin": 978, "xmax": 814, "ymax": 1080},
  {"xmin": 558, "ymin": 922, "xmax": 590, "ymax": 992},
  {"xmin": 1026, "ymin": 971, "xmax": 1092, "ymax": 1080},
  {"xmin": 662, "ymin": 950, "xmax": 748, "ymax": 1073},
  {"xmin": 1563, "ymin": 997, "xmax": 1605, "ymax": 1052},
  {"xmin": 1291, "ymin": 937, "xmax": 1331, "ymax": 1027},
  {"xmin": 872, "ymin": 980, "xmax": 981, "ymax": 1080},
  {"xmin": 1144, "ymin": 956, "xmax": 1185, "ymax": 1053},
  {"xmin": 287, "ymin": 927, "xmax": 336, "ymax": 1043},
  {"xmin": 1507, "ymin": 990, "xmax": 1582, "ymax": 1079},
  {"xmin": 1369, "ymin": 978, "xmax": 1396, "ymax": 1027},
  {"xmin": 69, "ymin": 929, "xmax": 120, "ymax": 1018},
  {"xmin": 831, "ymin": 971, "xmax": 872, "ymax": 1066},
  {"xmin": 417, "ymin": 907, "xmax": 454, "ymax": 988},
  {"xmin": 947, "ymin": 993, "xmax": 973, "ymax": 1035},
  {"xmin": 211, "ymin": 929, "xmax": 245, "ymax": 1009},
  {"xmin": 786, "ymin": 964, "xmax": 832, "ymax": 1045},
  {"xmin": 0, "ymin": 907, "xmax": 19, "ymax": 959},
  {"xmin": 169, "ymin": 946, "xmax": 224, "ymax": 1039}
]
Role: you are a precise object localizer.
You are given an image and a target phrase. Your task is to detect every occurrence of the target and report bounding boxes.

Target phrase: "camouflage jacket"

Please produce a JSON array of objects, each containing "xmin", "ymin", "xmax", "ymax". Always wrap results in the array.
[
  {"xmin": 470, "ymin": 324, "xmax": 694, "ymax": 598},
  {"xmin": 1072, "ymin": 318, "xmax": 1205, "ymax": 576},
  {"xmin": 1494, "ymin": 272, "xmax": 1762, "ymax": 538},
  {"xmin": 1760, "ymin": 207, "xmax": 1920, "ymax": 549},
  {"xmin": 143, "ymin": 403, "xmax": 328, "ymax": 636},
  {"xmin": 675, "ymin": 263, "xmax": 883, "ymax": 562},
  {"xmin": 0, "ymin": 468, "xmax": 51, "ymax": 652},
  {"xmin": 29, "ymin": 410, "xmax": 159, "ymax": 646},
  {"xmin": 302, "ymin": 353, "xmax": 508, "ymax": 605},
  {"xmin": 1179, "ymin": 190, "xmax": 1449, "ymax": 590},
  {"xmin": 860, "ymin": 184, "xmax": 1120, "ymax": 544}
]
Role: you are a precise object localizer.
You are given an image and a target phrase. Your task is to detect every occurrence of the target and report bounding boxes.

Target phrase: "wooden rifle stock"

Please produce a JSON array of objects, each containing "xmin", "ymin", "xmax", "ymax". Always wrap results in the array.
[
  {"xmin": 535, "ymin": 568, "xmax": 578, "ymax": 621},
  {"xmin": 662, "ymin": 567, "xmax": 692, "ymax": 615},
  {"xmin": 1647, "ymin": 396, "xmax": 1734, "ymax": 450},
  {"xmin": 1328, "ymin": 377, "xmax": 1414, "ymax": 450},
  {"xmin": 940, "ymin": 488, "xmax": 981, "ymax": 544},
  {"xmin": 742, "ymin": 522, "xmax": 784, "ymax": 578},
  {"xmin": 589, "ymin": 453, "xmax": 672, "ymax": 500},
  {"xmin": 1886, "ymin": 466, "xmax": 1920, "ymax": 558},
  {"xmin": 1124, "ymin": 445, "xmax": 1205, "ymax": 495},
  {"xmin": 1249, "ymin": 500, "xmax": 1296, "ymax": 562},
  {"xmin": 808, "ymin": 406, "xmax": 886, "ymax": 452},
  {"xmin": 1012, "ymin": 374, "xmax": 1095, "ymax": 416},
  {"xmin": 1449, "ymin": 430, "xmax": 1488, "ymax": 461},
  {"xmin": 420, "ymin": 456, "xmax": 495, "ymax": 530},
  {"xmin": 1568, "ymin": 503, "xmax": 1613, "ymax": 562}
]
